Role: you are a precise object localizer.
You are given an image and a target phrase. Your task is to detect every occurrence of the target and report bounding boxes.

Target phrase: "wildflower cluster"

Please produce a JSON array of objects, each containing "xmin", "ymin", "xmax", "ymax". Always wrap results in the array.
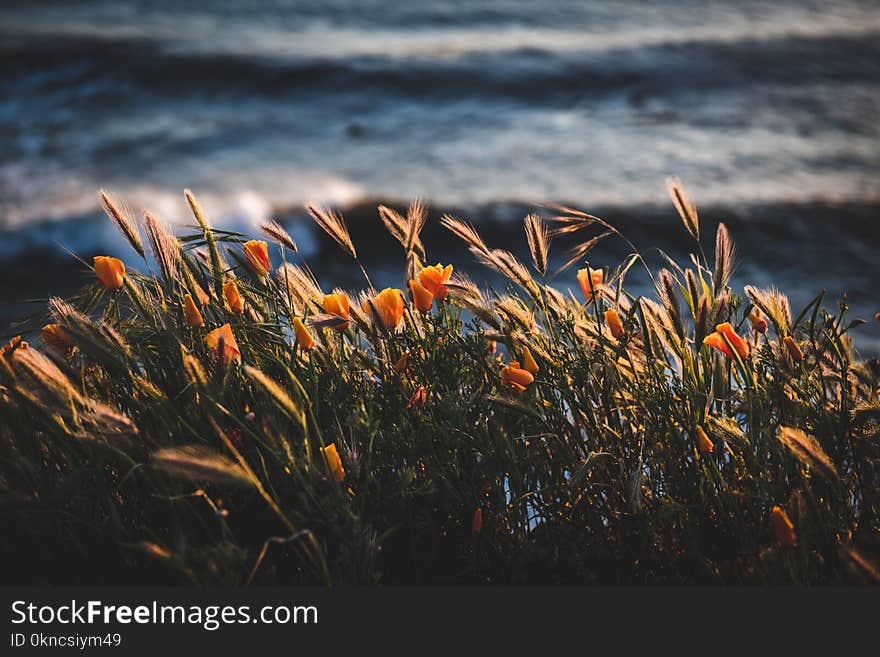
[{"xmin": 1, "ymin": 183, "xmax": 878, "ymax": 585}]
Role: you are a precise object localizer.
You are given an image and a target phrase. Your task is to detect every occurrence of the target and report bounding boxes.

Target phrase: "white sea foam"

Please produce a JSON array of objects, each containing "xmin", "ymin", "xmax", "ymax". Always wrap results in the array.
[{"xmin": 2, "ymin": 3, "xmax": 879, "ymax": 60}]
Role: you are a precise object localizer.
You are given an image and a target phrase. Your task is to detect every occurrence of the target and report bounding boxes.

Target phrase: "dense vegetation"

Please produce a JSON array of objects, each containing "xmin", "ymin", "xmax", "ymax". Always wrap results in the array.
[{"xmin": 1, "ymin": 183, "xmax": 878, "ymax": 585}]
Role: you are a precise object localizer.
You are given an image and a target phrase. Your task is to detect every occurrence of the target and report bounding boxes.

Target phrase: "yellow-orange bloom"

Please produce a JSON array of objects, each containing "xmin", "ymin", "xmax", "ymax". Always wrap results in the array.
[
  {"xmin": 783, "ymin": 335, "xmax": 803, "ymax": 363},
  {"xmin": 577, "ymin": 267, "xmax": 603, "ymax": 299},
  {"xmin": 393, "ymin": 352, "xmax": 409, "ymax": 373},
  {"xmin": 243, "ymin": 240, "xmax": 271, "ymax": 277},
  {"xmin": 41, "ymin": 324, "xmax": 73, "ymax": 355},
  {"xmin": 604, "ymin": 308, "xmax": 625, "ymax": 339},
  {"xmin": 322, "ymin": 293, "xmax": 350, "ymax": 329},
  {"xmin": 522, "ymin": 346, "xmax": 539, "ymax": 375},
  {"xmin": 408, "ymin": 386, "xmax": 428, "ymax": 409},
  {"xmin": 320, "ymin": 443, "xmax": 345, "ymax": 482},
  {"xmin": 409, "ymin": 279, "xmax": 434, "ymax": 314},
  {"xmin": 487, "ymin": 340, "xmax": 497, "ymax": 355},
  {"xmin": 0, "ymin": 336, "xmax": 28, "ymax": 360},
  {"xmin": 193, "ymin": 283, "xmax": 210, "ymax": 306},
  {"xmin": 223, "ymin": 280, "xmax": 245, "ymax": 315},
  {"xmin": 93, "ymin": 256, "xmax": 125, "ymax": 291},
  {"xmin": 705, "ymin": 322, "xmax": 749, "ymax": 360},
  {"xmin": 501, "ymin": 361, "xmax": 534, "ymax": 395},
  {"xmin": 695, "ymin": 426, "xmax": 714, "ymax": 454},
  {"xmin": 770, "ymin": 505, "xmax": 796, "ymax": 547},
  {"xmin": 183, "ymin": 294, "xmax": 204, "ymax": 327},
  {"xmin": 204, "ymin": 323, "xmax": 241, "ymax": 367},
  {"xmin": 748, "ymin": 309, "xmax": 768, "ymax": 333},
  {"xmin": 363, "ymin": 288, "xmax": 405, "ymax": 331},
  {"xmin": 418, "ymin": 263, "xmax": 453, "ymax": 300},
  {"xmin": 472, "ymin": 507, "xmax": 483, "ymax": 534},
  {"xmin": 716, "ymin": 323, "xmax": 749, "ymax": 359},
  {"xmin": 704, "ymin": 331, "xmax": 732, "ymax": 358},
  {"xmin": 293, "ymin": 317, "xmax": 316, "ymax": 351}
]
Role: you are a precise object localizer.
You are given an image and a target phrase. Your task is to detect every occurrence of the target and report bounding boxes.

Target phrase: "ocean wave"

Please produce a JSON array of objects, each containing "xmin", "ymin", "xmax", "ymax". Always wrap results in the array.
[
  {"xmin": 3, "ymin": 3, "xmax": 880, "ymax": 61},
  {"xmin": 2, "ymin": 21, "xmax": 879, "ymax": 105}
]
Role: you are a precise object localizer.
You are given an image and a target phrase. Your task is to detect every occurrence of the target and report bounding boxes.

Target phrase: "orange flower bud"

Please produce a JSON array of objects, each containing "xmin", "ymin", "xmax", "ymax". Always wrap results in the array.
[
  {"xmin": 407, "ymin": 386, "xmax": 428, "ymax": 409},
  {"xmin": 695, "ymin": 426, "xmax": 714, "ymax": 454},
  {"xmin": 322, "ymin": 293, "xmax": 350, "ymax": 330},
  {"xmin": 604, "ymin": 308, "xmax": 625, "ymax": 339},
  {"xmin": 522, "ymin": 346, "xmax": 539, "ymax": 374},
  {"xmin": 293, "ymin": 317, "xmax": 316, "ymax": 351},
  {"xmin": 320, "ymin": 443, "xmax": 345, "ymax": 482},
  {"xmin": 363, "ymin": 288, "xmax": 405, "ymax": 331},
  {"xmin": 770, "ymin": 505, "xmax": 796, "ymax": 547},
  {"xmin": 577, "ymin": 267, "xmax": 603, "ymax": 300},
  {"xmin": 783, "ymin": 335, "xmax": 803, "ymax": 363},
  {"xmin": 183, "ymin": 293, "xmax": 204, "ymax": 327},
  {"xmin": 0, "ymin": 336, "xmax": 28, "ymax": 360},
  {"xmin": 393, "ymin": 352, "xmax": 409, "ymax": 373},
  {"xmin": 242, "ymin": 240, "xmax": 270, "ymax": 277},
  {"xmin": 193, "ymin": 283, "xmax": 210, "ymax": 306},
  {"xmin": 472, "ymin": 507, "xmax": 483, "ymax": 534},
  {"xmin": 223, "ymin": 280, "xmax": 245, "ymax": 315},
  {"xmin": 748, "ymin": 309, "xmax": 767, "ymax": 334},
  {"xmin": 409, "ymin": 279, "xmax": 434, "ymax": 314},
  {"xmin": 41, "ymin": 324, "xmax": 73, "ymax": 355},
  {"xmin": 486, "ymin": 340, "xmax": 497, "ymax": 355},
  {"xmin": 417, "ymin": 263, "xmax": 453, "ymax": 300},
  {"xmin": 93, "ymin": 256, "xmax": 125, "ymax": 291},
  {"xmin": 204, "ymin": 323, "xmax": 241, "ymax": 367},
  {"xmin": 501, "ymin": 361, "xmax": 534, "ymax": 395}
]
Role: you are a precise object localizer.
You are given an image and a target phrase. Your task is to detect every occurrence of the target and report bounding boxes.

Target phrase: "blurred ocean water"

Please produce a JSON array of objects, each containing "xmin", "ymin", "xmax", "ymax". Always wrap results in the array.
[{"xmin": 0, "ymin": 1, "xmax": 878, "ymax": 344}]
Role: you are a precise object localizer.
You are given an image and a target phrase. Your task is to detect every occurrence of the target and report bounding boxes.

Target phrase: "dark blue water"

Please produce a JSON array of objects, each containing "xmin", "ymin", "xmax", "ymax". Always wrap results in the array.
[{"xmin": 1, "ymin": 1, "xmax": 879, "ymax": 345}]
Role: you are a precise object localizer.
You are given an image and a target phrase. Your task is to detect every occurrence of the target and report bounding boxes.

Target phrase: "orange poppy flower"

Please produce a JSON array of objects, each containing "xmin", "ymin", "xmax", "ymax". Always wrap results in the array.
[
  {"xmin": 223, "ymin": 280, "xmax": 245, "ymax": 315},
  {"xmin": 243, "ymin": 240, "xmax": 271, "ymax": 277},
  {"xmin": 293, "ymin": 317, "xmax": 316, "ymax": 351},
  {"xmin": 704, "ymin": 331, "xmax": 732, "ymax": 358},
  {"xmin": 521, "ymin": 346, "xmax": 539, "ymax": 374},
  {"xmin": 93, "ymin": 256, "xmax": 125, "ymax": 291},
  {"xmin": 501, "ymin": 361, "xmax": 534, "ymax": 395},
  {"xmin": 770, "ymin": 505, "xmax": 796, "ymax": 547},
  {"xmin": 204, "ymin": 323, "xmax": 241, "ymax": 367},
  {"xmin": 322, "ymin": 293, "xmax": 350, "ymax": 329},
  {"xmin": 418, "ymin": 263, "xmax": 453, "ymax": 300},
  {"xmin": 704, "ymin": 322, "xmax": 749, "ymax": 359},
  {"xmin": 393, "ymin": 352, "xmax": 409, "ymax": 373},
  {"xmin": 363, "ymin": 288, "xmax": 405, "ymax": 331},
  {"xmin": 577, "ymin": 267, "xmax": 603, "ymax": 300},
  {"xmin": 716, "ymin": 323, "xmax": 749, "ymax": 359},
  {"xmin": 183, "ymin": 294, "xmax": 204, "ymax": 327},
  {"xmin": 407, "ymin": 386, "xmax": 428, "ymax": 409},
  {"xmin": 0, "ymin": 336, "xmax": 28, "ymax": 360},
  {"xmin": 695, "ymin": 426, "xmax": 714, "ymax": 454},
  {"xmin": 604, "ymin": 308, "xmax": 625, "ymax": 339},
  {"xmin": 193, "ymin": 283, "xmax": 210, "ymax": 306},
  {"xmin": 409, "ymin": 279, "xmax": 434, "ymax": 314},
  {"xmin": 320, "ymin": 443, "xmax": 345, "ymax": 482},
  {"xmin": 41, "ymin": 324, "xmax": 73, "ymax": 355},
  {"xmin": 783, "ymin": 336, "xmax": 803, "ymax": 363}
]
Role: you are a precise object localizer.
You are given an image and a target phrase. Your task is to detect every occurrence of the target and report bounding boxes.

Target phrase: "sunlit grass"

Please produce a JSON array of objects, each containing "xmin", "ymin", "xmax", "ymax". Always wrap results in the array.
[{"xmin": 1, "ymin": 182, "xmax": 878, "ymax": 585}]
